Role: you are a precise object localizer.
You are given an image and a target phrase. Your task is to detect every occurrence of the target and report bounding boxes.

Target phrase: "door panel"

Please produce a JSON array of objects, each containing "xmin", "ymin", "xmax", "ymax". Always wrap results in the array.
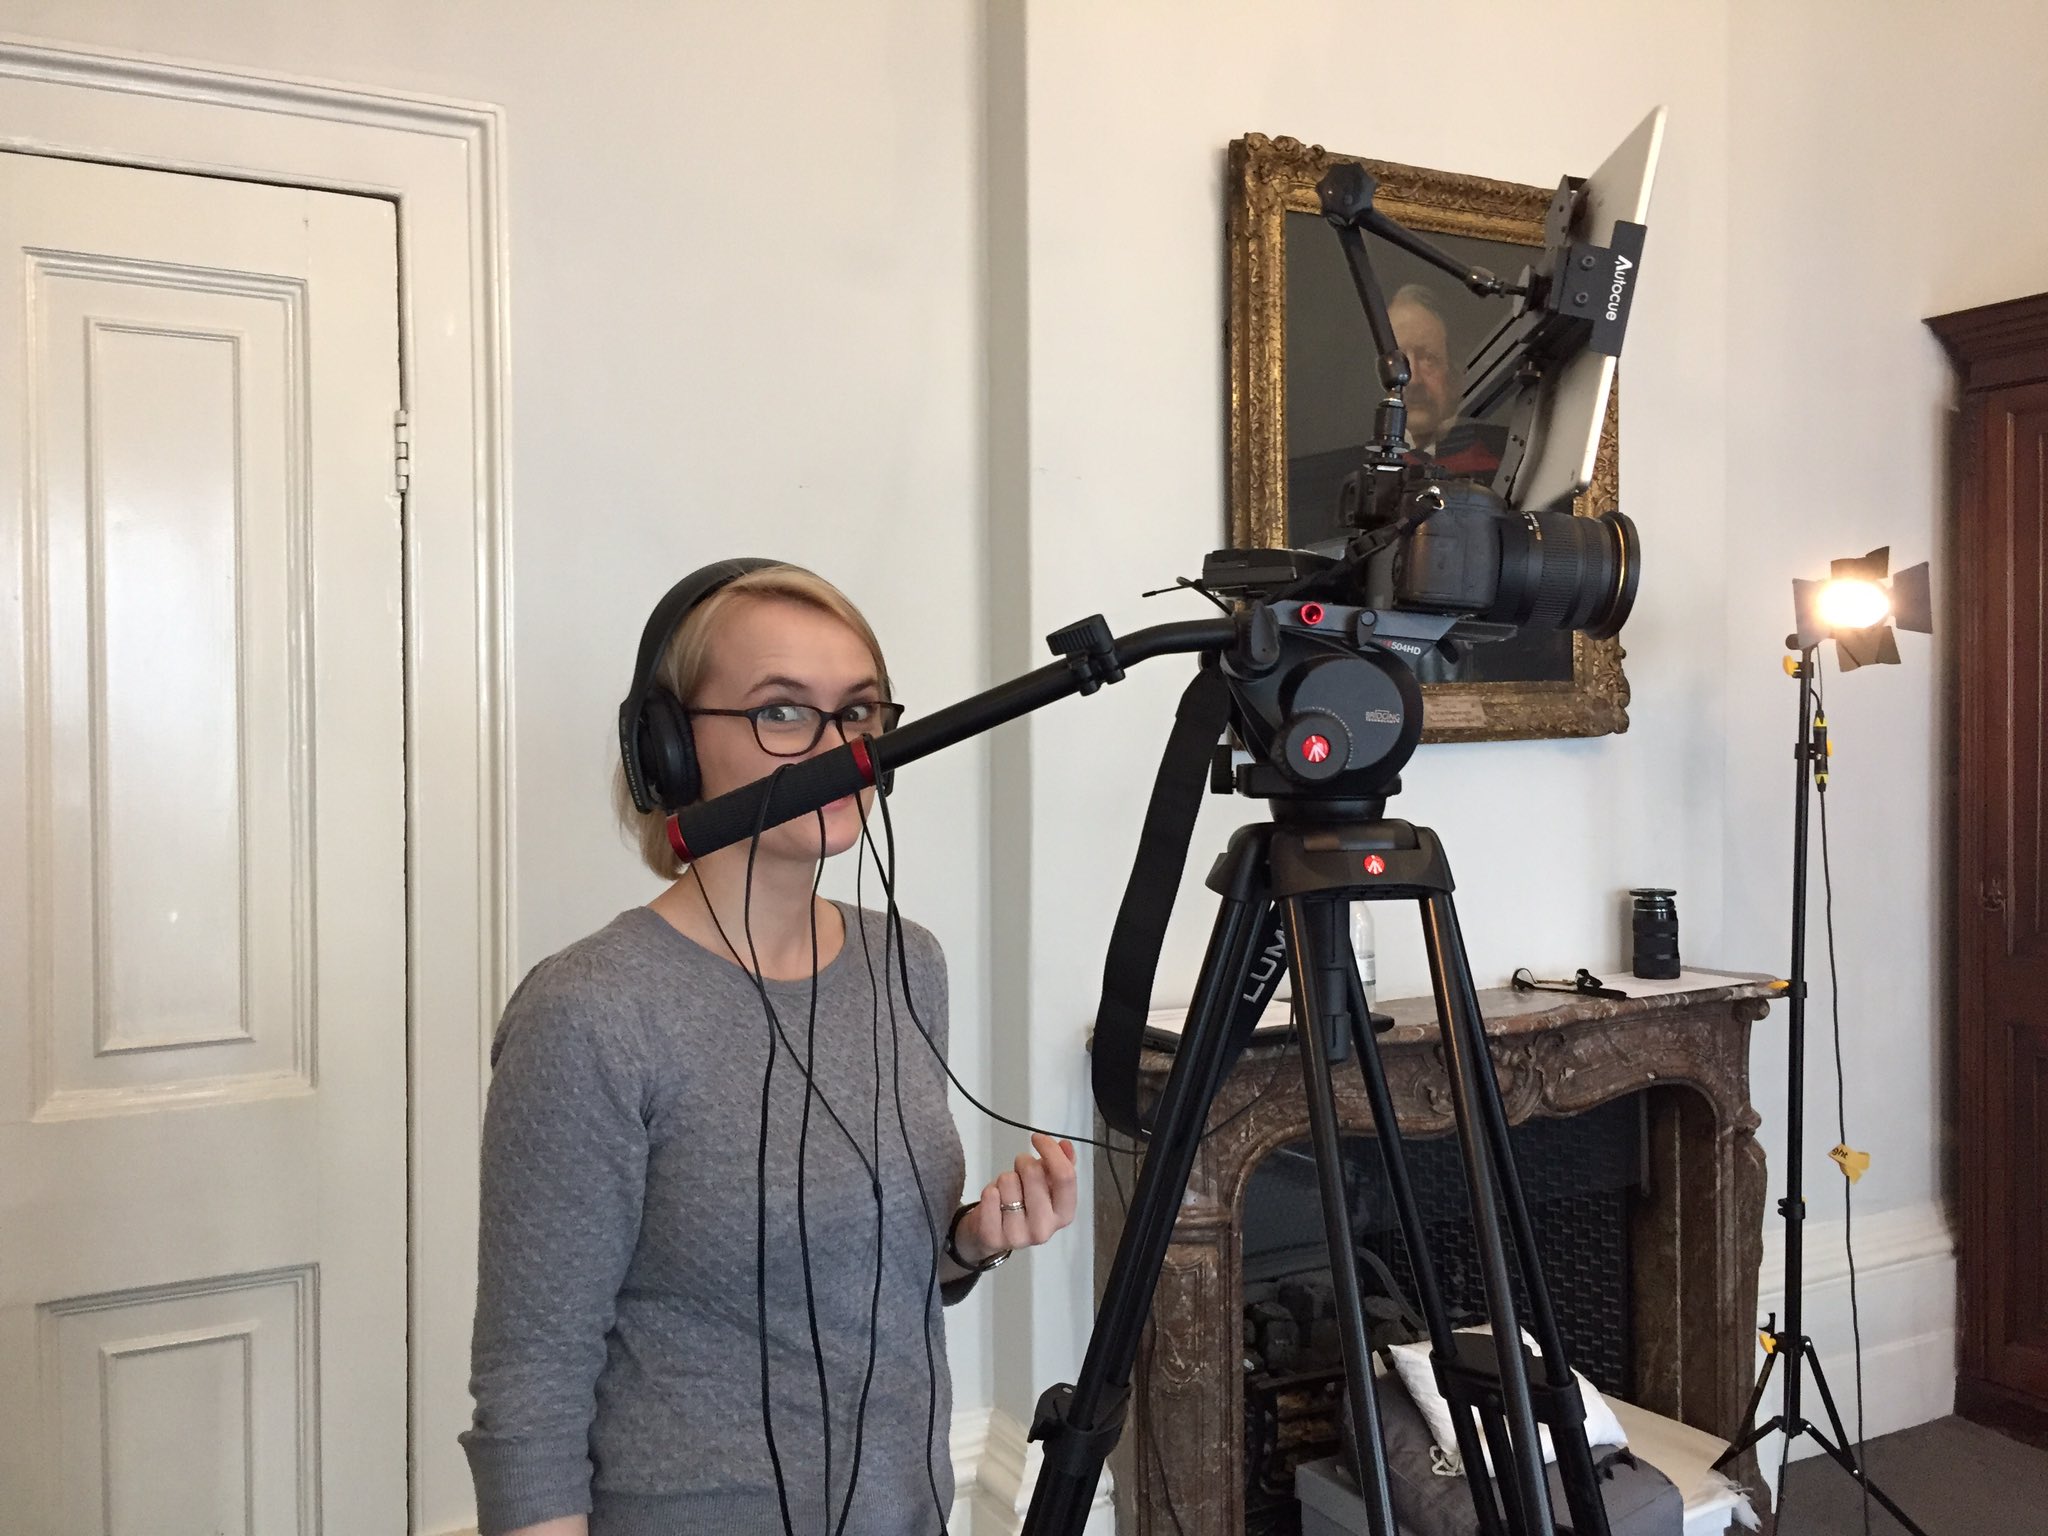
[
  {"xmin": 0, "ymin": 153, "xmax": 406, "ymax": 1534},
  {"xmin": 1969, "ymin": 379, "xmax": 2048, "ymax": 1400},
  {"xmin": 30, "ymin": 260, "xmax": 313, "ymax": 1113}
]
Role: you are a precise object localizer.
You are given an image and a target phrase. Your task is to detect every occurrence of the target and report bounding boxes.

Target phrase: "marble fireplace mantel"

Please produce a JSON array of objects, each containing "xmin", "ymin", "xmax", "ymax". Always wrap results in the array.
[{"xmin": 1093, "ymin": 971, "xmax": 1781, "ymax": 1535}]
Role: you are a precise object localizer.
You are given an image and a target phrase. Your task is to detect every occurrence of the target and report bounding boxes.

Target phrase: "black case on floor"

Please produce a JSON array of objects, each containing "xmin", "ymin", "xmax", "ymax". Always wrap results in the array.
[{"xmin": 1295, "ymin": 1375, "xmax": 1684, "ymax": 1536}]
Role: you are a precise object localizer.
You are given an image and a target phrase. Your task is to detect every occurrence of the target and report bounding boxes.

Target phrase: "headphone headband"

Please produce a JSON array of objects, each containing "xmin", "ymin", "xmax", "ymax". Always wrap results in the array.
[{"xmin": 618, "ymin": 557, "xmax": 787, "ymax": 815}]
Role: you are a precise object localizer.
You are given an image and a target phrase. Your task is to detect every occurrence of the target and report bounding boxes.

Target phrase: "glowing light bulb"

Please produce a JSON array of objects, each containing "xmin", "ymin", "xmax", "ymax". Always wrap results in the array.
[{"xmin": 1816, "ymin": 578, "xmax": 1889, "ymax": 631}]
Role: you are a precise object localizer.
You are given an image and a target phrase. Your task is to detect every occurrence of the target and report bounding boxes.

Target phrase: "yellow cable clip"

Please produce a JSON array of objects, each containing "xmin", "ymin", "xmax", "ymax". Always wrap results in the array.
[
  {"xmin": 1782, "ymin": 656, "xmax": 1800, "ymax": 676},
  {"xmin": 1829, "ymin": 1144, "xmax": 1871, "ymax": 1184},
  {"xmin": 1759, "ymin": 1330, "xmax": 1778, "ymax": 1355}
]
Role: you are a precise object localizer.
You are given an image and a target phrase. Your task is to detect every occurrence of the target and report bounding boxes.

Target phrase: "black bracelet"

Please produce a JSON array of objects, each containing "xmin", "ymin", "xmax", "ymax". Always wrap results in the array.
[{"xmin": 945, "ymin": 1202, "xmax": 1009, "ymax": 1273}]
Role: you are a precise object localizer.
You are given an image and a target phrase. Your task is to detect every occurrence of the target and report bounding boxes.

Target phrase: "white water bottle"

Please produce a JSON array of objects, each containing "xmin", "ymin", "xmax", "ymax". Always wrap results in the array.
[{"xmin": 1350, "ymin": 901, "xmax": 1377, "ymax": 1009}]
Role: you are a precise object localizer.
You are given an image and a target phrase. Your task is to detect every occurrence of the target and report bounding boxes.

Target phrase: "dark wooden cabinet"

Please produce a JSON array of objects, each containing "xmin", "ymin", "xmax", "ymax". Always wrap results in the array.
[{"xmin": 1929, "ymin": 294, "xmax": 2048, "ymax": 1438}]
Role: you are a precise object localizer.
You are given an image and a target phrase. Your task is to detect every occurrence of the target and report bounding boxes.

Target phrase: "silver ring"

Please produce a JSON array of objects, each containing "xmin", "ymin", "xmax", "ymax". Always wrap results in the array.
[{"xmin": 1000, "ymin": 1200, "xmax": 1027, "ymax": 1213}]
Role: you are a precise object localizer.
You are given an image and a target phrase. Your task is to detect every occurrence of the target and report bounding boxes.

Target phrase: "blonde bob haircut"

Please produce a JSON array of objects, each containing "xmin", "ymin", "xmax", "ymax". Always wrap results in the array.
[{"xmin": 613, "ymin": 564, "xmax": 892, "ymax": 880}]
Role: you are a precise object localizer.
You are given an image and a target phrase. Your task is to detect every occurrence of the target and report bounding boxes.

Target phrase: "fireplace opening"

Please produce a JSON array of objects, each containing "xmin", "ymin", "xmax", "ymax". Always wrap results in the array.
[{"xmin": 1240, "ymin": 1092, "xmax": 1646, "ymax": 1534}]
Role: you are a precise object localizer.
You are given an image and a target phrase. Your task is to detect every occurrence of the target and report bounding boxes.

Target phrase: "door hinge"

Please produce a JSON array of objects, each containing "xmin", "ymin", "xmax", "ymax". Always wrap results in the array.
[{"xmin": 393, "ymin": 408, "xmax": 412, "ymax": 495}]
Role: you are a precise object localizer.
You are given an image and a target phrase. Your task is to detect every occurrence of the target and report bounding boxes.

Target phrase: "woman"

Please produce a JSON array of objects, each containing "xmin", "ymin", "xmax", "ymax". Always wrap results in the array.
[{"xmin": 463, "ymin": 562, "xmax": 1076, "ymax": 1536}]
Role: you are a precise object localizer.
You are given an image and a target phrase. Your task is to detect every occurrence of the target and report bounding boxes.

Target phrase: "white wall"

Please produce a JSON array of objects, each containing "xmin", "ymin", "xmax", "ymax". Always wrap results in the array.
[
  {"xmin": 992, "ymin": 0, "xmax": 1735, "ymax": 1428},
  {"xmin": 0, "ymin": 1, "xmax": 994, "ymax": 1528},
  {"xmin": 1728, "ymin": 0, "xmax": 2048, "ymax": 1230},
  {"xmin": 1725, "ymin": 0, "xmax": 2048, "ymax": 1472}
]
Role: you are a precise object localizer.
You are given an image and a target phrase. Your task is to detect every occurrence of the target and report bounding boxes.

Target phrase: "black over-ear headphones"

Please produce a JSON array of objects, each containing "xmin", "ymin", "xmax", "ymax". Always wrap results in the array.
[{"xmin": 618, "ymin": 557, "xmax": 786, "ymax": 817}]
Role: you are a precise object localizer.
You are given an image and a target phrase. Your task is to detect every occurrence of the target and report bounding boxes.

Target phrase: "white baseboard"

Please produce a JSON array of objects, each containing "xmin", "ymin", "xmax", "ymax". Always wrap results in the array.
[
  {"xmin": 1751, "ymin": 1199, "xmax": 1955, "ymax": 1486},
  {"xmin": 963, "ymin": 1404, "xmax": 1116, "ymax": 1536}
]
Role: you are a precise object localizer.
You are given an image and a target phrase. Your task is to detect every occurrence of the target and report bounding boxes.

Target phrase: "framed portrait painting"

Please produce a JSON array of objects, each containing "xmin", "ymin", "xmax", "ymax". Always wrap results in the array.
[{"xmin": 1227, "ymin": 133, "xmax": 1630, "ymax": 742}]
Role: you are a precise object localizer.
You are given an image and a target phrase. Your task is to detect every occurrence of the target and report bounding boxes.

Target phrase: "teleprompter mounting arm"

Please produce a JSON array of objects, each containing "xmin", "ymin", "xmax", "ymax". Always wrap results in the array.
[
  {"xmin": 1315, "ymin": 162, "xmax": 1523, "ymax": 527},
  {"xmin": 1318, "ymin": 163, "xmax": 1519, "ymax": 304},
  {"xmin": 1313, "ymin": 156, "xmax": 1650, "ymax": 515}
]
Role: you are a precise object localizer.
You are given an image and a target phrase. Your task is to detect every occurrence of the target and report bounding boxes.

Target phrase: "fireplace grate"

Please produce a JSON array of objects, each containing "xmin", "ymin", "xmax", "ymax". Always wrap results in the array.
[{"xmin": 1241, "ymin": 1094, "xmax": 1644, "ymax": 1529}]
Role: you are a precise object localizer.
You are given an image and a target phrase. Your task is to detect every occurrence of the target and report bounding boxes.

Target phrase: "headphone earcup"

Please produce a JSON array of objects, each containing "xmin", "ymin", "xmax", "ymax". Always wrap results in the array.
[{"xmin": 638, "ymin": 687, "xmax": 699, "ymax": 811}]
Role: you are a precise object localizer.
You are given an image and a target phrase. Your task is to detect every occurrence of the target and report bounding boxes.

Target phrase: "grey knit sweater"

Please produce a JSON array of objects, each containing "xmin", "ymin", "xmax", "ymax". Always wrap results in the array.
[{"xmin": 462, "ymin": 903, "xmax": 969, "ymax": 1536}]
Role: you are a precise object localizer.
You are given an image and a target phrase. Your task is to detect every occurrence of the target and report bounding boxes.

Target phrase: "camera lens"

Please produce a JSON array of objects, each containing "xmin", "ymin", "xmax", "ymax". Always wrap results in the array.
[
  {"xmin": 1630, "ymin": 887, "xmax": 1680, "ymax": 979},
  {"xmin": 1488, "ymin": 508, "xmax": 1640, "ymax": 638}
]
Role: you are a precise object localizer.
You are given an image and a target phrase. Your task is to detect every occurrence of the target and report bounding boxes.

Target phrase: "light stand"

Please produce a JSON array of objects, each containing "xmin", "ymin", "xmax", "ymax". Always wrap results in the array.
[{"xmin": 1714, "ymin": 551, "xmax": 1933, "ymax": 1533}]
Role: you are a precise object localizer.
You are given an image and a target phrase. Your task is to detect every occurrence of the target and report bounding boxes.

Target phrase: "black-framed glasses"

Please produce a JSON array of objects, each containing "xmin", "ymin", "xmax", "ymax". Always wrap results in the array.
[{"xmin": 687, "ymin": 699, "xmax": 905, "ymax": 757}]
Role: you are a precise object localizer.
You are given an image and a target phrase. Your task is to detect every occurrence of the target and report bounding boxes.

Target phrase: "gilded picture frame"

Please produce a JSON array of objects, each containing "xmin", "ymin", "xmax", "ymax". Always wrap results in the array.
[{"xmin": 1227, "ymin": 132, "xmax": 1629, "ymax": 743}]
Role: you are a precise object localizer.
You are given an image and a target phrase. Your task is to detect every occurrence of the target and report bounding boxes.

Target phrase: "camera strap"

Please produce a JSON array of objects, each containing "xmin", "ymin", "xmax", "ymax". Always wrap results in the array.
[{"xmin": 1091, "ymin": 667, "xmax": 1236, "ymax": 1138}]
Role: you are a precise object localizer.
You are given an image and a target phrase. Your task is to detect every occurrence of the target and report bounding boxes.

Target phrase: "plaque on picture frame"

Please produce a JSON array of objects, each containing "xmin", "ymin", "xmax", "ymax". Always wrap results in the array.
[{"xmin": 1227, "ymin": 132, "xmax": 1630, "ymax": 743}]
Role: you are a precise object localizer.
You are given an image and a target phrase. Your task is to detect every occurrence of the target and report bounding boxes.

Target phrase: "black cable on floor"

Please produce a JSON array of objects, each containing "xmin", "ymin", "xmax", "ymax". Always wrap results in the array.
[{"xmin": 1814, "ymin": 663, "xmax": 1871, "ymax": 1536}]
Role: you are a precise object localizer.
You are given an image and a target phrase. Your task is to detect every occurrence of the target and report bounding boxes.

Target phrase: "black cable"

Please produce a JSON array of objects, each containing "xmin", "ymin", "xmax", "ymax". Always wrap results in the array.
[
  {"xmin": 864, "ymin": 794, "xmax": 1107, "ymax": 1150},
  {"xmin": 863, "ymin": 782, "xmax": 1301, "ymax": 1532},
  {"xmin": 701, "ymin": 770, "xmax": 888, "ymax": 1534},
  {"xmin": 1201, "ymin": 1040, "xmax": 1293, "ymax": 1143},
  {"xmin": 1101, "ymin": 1131, "xmax": 1191, "ymax": 1536},
  {"xmin": 700, "ymin": 855, "xmax": 882, "ymax": 1176},
  {"xmin": 787, "ymin": 822, "xmax": 833, "ymax": 1521},
  {"xmin": 738, "ymin": 788, "xmax": 799, "ymax": 1536},
  {"xmin": 867, "ymin": 790, "xmax": 1296, "ymax": 1155},
  {"xmin": 800, "ymin": 763, "xmax": 947, "ymax": 1532},
  {"xmin": 1814, "ymin": 663, "xmax": 1872, "ymax": 1536},
  {"xmin": 874, "ymin": 843, "xmax": 952, "ymax": 1533},
  {"xmin": 699, "ymin": 863, "xmax": 892, "ymax": 1525},
  {"xmin": 830, "ymin": 828, "xmax": 888, "ymax": 1536},
  {"xmin": 713, "ymin": 781, "xmax": 926, "ymax": 1534}
]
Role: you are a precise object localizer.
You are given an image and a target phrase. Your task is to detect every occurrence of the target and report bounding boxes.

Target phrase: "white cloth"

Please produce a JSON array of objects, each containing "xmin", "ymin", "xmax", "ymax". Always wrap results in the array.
[
  {"xmin": 1606, "ymin": 1399, "xmax": 1760, "ymax": 1533},
  {"xmin": 1385, "ymin": 1327, "xmax": 1629, "ymax": 1478}
]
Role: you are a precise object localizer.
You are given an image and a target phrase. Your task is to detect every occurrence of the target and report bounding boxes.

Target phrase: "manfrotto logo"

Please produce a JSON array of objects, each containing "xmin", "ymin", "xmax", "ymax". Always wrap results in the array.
[
  {"xmin": 1363, "ymin": 708, "xmax": 1401, "ymax": 725},
  {"xmin": 1605, "ymin": 253, "xmax": 1634, "ymax": 321}
]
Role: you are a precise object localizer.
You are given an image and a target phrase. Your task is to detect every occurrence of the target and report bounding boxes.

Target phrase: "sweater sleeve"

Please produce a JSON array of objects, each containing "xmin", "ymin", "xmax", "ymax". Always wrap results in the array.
[
  {"xmin": 461, "ymin": 962, "xmax": 651, "ymax": 1534},
  {"xmin": 898, "ymin": 921, "xmax": 982, "ymax": 1309}
]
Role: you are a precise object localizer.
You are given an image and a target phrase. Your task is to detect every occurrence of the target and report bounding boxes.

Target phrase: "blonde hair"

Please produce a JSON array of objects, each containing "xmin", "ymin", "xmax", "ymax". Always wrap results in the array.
[{"xmin": 613, "ymin": 565, "xmax": 891, "ymax": 879}]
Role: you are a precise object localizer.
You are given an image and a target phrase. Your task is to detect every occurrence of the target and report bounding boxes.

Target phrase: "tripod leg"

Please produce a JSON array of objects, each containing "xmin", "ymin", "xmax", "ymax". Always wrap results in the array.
[
  {"xmin": 1021, "ymin": 836, "xmax": 1272, "ymax": 1536},
  {"xmin": 1282, "ymin": 895, "xmax": 1399, "ymax": 1536},
  {"xmin": 1803, "ymin": 1346, "xmax": 1855, "ymax": 1458},
  {"xmin": 1431, "ymin": 896, "xmax": 1611, "ymax": 1536},
  {"xmin": 1419, "ymin": 894, "xmax": 1557, "ymax": 1536},
  {"xmin": 1479, "ymin": 1404, "xmax": 1530, "ymax": 1536},
  {"xmin": 1803, "ymin": 1352, "xmax": 1935, "ymax": 1536},
  {"xmin": 1340, "ymin": 962, "xmax": 1508, "ymax": 1536},
  {"xmin": 1711, "ymin": 1343, "xmax": 1780, "ymax": 1471}
]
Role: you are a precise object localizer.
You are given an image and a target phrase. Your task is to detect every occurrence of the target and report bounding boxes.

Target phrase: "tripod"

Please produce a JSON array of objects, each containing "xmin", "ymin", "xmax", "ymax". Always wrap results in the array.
[
  {"xmin": 1711, "ymin": 650, "xmax": 1929, "ymax": 1535},
  {"xmin": 1024, "ymin": 804, "xmax": 1616, "ymax": 1536}
]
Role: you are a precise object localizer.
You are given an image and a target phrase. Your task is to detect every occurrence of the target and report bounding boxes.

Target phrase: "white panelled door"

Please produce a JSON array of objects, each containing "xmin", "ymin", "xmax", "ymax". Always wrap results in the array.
[{"xmin": 0, "ymin": 154, "xmax": 406, "ymax": 1534}]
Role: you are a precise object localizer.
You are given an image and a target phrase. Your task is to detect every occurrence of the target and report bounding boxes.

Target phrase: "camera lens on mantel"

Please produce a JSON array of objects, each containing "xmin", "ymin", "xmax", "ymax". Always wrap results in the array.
[{"xmin": 1631, "ymin": 888, "xmax": 1680, "ymax": 979}]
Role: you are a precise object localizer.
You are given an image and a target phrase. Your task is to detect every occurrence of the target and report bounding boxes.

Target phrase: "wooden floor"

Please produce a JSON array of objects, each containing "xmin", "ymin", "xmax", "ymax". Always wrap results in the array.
[{"xmin": 1773, "ymin": 1416, "xmax": 2048, "ymax": 1534}]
